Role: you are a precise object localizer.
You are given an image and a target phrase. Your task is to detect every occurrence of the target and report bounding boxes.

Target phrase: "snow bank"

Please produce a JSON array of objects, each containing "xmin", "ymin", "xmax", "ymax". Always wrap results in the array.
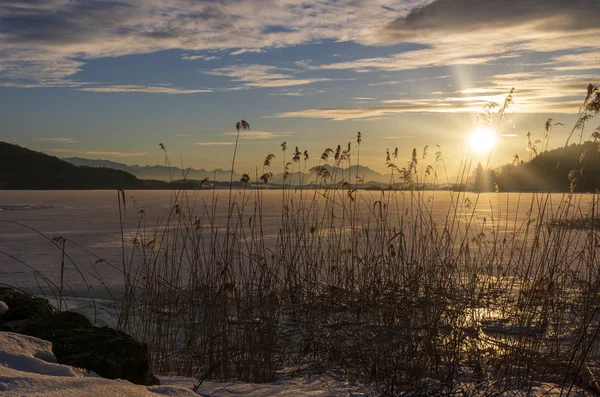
[
  {"xmin": 163, "ymin": 375, "xmax": 371, "ymax": 397},
  {"xmin": 0, "ymin": 331, "xmax": 74, "ymax": 376},
  {"xmin": 0, "ymin": 332, "xmax": 197, "ymax": 397},
  {"xmin": 0, "ymin": 332, "xmax": 368, "ymax": 397}
]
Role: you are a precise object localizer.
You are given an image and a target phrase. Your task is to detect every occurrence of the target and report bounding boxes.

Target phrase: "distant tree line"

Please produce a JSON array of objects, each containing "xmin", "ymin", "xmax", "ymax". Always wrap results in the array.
[
  {"xmin": 472, "ymin": 141, "xmax": 600, "ymax": 193},
  {"xmin": 0, "ymin": 142, "xmax": 178, "ymax": 189}
]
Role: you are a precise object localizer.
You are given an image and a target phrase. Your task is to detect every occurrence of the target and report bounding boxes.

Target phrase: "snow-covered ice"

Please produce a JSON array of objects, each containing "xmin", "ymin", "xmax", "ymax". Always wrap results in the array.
[{"xmin": 0, "ymin": 190, "xmax": 567, "ymax": 293}]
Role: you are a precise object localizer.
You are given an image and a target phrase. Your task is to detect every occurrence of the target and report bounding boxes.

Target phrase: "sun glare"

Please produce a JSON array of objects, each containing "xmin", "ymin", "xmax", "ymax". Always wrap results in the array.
[{"xmin": 469, "ymin": 127, "xmax": 497, "ymax": 153}]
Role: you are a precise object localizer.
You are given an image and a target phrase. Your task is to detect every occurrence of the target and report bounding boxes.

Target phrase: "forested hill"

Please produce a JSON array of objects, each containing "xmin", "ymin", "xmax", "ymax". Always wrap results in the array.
[
  {"xmin": 0, "ymin": 142, "xmax": 168, "ymax": 189},
  {"xmin": 475, "ymin": 141, "xmax": 600, "ymax": 192}
]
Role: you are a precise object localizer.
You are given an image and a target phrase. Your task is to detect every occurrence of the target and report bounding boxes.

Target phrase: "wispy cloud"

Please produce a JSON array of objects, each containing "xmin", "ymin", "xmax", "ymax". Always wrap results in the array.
[
  {"xmin": 268, "ymin": 87, "xmax": 327, "ymax": 96},
  {"xmin": 45, "ymin": 148, "xmax": 77, "ymax": 153},
  {"xmin": 364, "ymin": 71, "xmax": 596, "ymax": 117},
  {"xmin": 205, "ymin": 65, "xmax": 330, "ymax": 88},
  {"xmin": 0, "ymin": 1, "xmax": 407, "ymax": 87},
  {"xmin": 0, "ymin": 80, "xmax": 89, "ymax": 89},
  {"xmin": 485, "ymin": 72, "xmax": 598, "ymax": 107},
  {"xmin": 35, "ymin": 137, "xmax": 78, "ymax": 143},
  {"xmin": 230, "ymin": 48, "xmax": 262, "ymax": 56},
  {"xmin": 368, "ymin": 81, "xmax": 404, "ymax": 87},
  {"xmin": 373, "ymin": 136, "xmax": 416, "ymax": 140},
  {"xmin": 272, "ymin": 105, "xmax": 474, "ymax": 121},
  {"xmin": 368, "ymin": 75, "xmax": 450, "ymax": 87},
  {"xmin": 194, "ymin": 142, "xmax": 235, "ymax": 146},
  {"xmin": 221, "ymin": 131, "xmax": 294, "ymax": 140},
  {"xmin": 175, "ymin": 134, "xmax": 193, "ymax": 137},
  {"xmin": 1, "ymin": 0, "xmax": 598, "ymax": 120},
  {"xmin": 548, "ymin": 51, "xmax": 600, "ymax": 71},
  {"xmin": 270, "ymin": 92, "xmax": 304, "ymax": 96},
  {"xmin": 297, "ymin": 0, "xmax": 600, "ymax": 113},
  {"xmin": 78, "ymin": 85, "xmax": 212, "ymax": 94},
  {"xmin": 181, "ymin": 54, "xmax": 220, "ymax": 61},
  {"xmin": 83, "ymin": 151, "xmax": 147, "ymax": 158},
  {"xmin": 315, "ymin": 46, "xmax": 518, "ymax": 73},
  {"xmin": 273, "ymin": 89, "xmax": 585, "ymax": 120},
  {"xmin": 46, "ymin": 149, "xmax": 146, "ymax": 157}
]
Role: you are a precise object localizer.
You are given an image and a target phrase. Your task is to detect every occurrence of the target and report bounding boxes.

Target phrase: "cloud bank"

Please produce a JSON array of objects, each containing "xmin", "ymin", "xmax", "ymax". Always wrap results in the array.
[
  {"xmin": 0, "ymin": 0, "xmax": 416, "ymax": 87},
  {"xmin": 1, "ymin": 0, "xmax": 598, "ymax": 117}
]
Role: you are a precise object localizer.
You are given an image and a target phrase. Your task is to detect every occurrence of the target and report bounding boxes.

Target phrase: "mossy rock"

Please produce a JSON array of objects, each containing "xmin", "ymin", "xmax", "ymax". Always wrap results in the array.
[
  {"xmin": 0, "ymin": 290, "xmax": 158, "ymax": 386},
  {"xmin": 51, "ymin": 326, "xmax": 159, "ymax": 385},
  {"xmin": 20, "ymin": 311, "xmax": 92, "ymax": 340},
  {"xmin": 0, "ymin": 288, "xmax": 56, "ymax": 329}
]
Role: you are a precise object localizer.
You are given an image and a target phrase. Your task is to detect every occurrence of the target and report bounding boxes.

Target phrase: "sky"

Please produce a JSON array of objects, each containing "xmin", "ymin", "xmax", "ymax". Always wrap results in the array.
[{"xmin": 1, "ymin": 0, "xmax": 599, "ymax": 174}]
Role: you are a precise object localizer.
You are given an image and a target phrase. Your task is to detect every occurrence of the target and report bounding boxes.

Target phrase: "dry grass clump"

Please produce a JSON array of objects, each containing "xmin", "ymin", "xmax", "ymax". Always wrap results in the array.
[
  {"xmin": 113, "ymin": 87, "xmax": 600, "ymax": 395},
  {"xmin": 116, "ymin": 174, "xmax": 600, "ymax": 394}
]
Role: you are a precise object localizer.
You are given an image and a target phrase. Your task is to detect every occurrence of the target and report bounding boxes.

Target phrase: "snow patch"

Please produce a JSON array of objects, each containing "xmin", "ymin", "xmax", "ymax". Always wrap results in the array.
[
  {"xmin": 0, "ymin": 332, "xmax": 197, "ymax": 396},
  {"xmin": 161, "ymin": 374, "xmax": 372, "ymax": 396},
  {"xmin": 0, "ymin": 301, "xmax": 8, "ymax": 315},
  {"xmin": 0, "ymin": 332, "xmax": 76, "ymax": 377}
]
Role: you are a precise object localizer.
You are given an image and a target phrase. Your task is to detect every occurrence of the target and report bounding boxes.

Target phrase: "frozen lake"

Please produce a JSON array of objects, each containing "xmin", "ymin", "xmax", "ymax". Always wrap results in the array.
[
  {"xmin": 2, "ymin": 189, "xmax": 599, "ymax": 390},
  {"xmin": 0, "ymin": 189, "xmax": 595, "ymax": 295}
]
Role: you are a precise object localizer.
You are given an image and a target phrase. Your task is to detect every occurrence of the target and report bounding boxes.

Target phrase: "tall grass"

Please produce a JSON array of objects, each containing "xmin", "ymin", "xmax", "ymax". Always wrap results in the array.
[{"xmin": 108, "ymin": 86, "xmax": 600, "ymax": 395}]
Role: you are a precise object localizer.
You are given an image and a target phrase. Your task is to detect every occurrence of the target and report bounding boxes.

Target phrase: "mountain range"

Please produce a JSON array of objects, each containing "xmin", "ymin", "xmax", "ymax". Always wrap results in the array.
[
  {"xmin": 5, "ymin": 141, "xmax": 596, "ymax": 192},
  {"xmin": 0, "ymin": 142, "xmax": 392, "ymax": 189},
  {"xmin": 63, "ymin": 157, "xmax": 392, "ymax": 184}
]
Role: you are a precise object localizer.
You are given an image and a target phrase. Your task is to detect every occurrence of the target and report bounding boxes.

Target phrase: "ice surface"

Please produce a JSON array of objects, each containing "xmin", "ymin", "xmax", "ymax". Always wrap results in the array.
[
  {"xmin": 1, "ymin": 190, "xmax": 592, "ymax": 295},
  {"xmin": 1, "ymin": 191, "xmax": 594, "ymax": 396},
  {"xmin": 0, "ymin": 205, "xmax": 56, "ymax": 211}
]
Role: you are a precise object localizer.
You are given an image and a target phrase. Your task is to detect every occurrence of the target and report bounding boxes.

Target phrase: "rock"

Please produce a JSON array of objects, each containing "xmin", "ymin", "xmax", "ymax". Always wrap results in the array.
[
  {"xmin": 0, "ymin": 289, "xmax": 158, "ymax": 386},
  {"xmin": 1, "ymin": 319, "xmax": 34, "ymax": 334},
  {"xmin": 51, "ymin": 326, "xmax": 160, "ymax": 386},
  {"xmin": 19, "ymin": 311, "xmax": 92, "ymax": 340},
  {"xmin": 0, "ymin": 288, "xmax": 55, "ymax": 325}
]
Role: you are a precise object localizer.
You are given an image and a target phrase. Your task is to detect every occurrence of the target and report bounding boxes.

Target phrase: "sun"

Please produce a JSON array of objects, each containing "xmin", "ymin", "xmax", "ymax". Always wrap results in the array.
[{"xmin": 469, "ymin": 127, "xmax": 497, "ymax": 153}]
